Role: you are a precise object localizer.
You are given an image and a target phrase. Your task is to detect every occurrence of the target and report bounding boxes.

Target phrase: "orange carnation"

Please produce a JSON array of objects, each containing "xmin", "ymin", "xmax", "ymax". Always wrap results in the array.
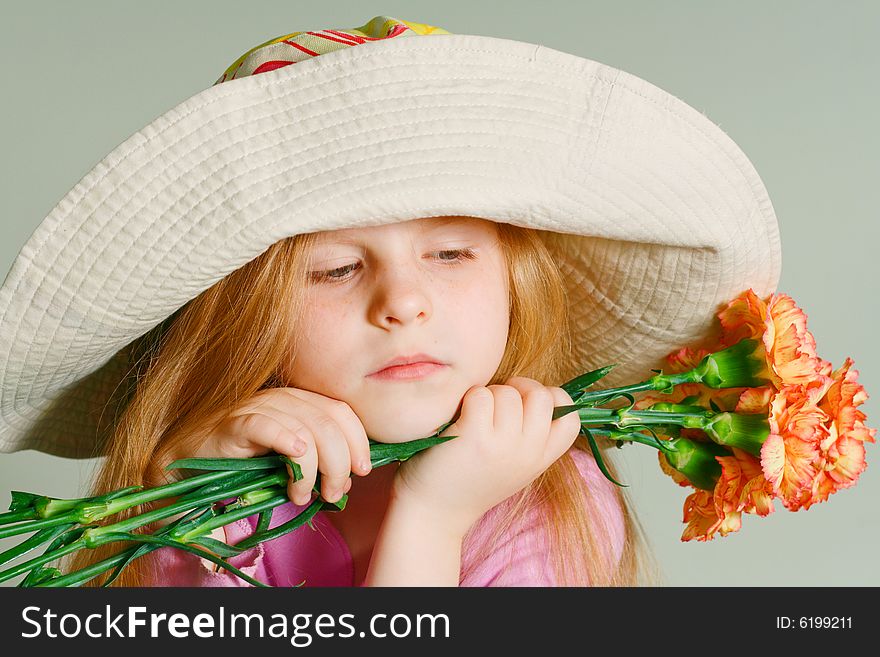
[
  {"xmin": 760, "ymin": 375, "xmax": 832, "ymax": 510},
  {"xmin": 717, "ymin": 289, "xmax": 833, "ymax": 388},
  {"xmin": 800, "ymin": 358, "xmax": 876, "ymax": 508},
  {"xmin": 681, "ymin": 490, "xmax": 724, "ymax": 542},
  {"xmin": 679, "ymin": 447, "xmax": 775, "ymax": 542}
]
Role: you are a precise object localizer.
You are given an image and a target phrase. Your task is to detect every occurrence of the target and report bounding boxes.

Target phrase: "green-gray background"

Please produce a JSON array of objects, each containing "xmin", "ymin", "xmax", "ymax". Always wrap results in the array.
[{"xmin": 2, "ymin": 1, "xmax": 877, "ymax": 586}]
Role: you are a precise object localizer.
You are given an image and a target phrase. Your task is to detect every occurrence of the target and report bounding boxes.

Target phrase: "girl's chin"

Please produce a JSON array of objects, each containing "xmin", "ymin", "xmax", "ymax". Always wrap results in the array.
[
  {"xmin": 360, "ymin": 418, "xmax": 452, "ymax": 444},
  {"xmin": 356, "ymin": 404, "xmax": 459, "ymax": 444}
]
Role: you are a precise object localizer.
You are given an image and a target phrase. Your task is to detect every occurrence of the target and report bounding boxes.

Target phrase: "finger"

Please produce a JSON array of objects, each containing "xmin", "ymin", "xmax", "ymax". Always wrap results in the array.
[
  {"xmin": 238, "ymin": 402, "xmax": 323, "ymax": 506},
  {"xmin": 507, "ymin": 378, "xmax": 555, "ymax": 445},
  {"xmin": 219, "ymin": 409, "xmax": 318, "ymax": 505},
  {"xmin": 215, "ymin": 411, "xmax": 309, "ymax": 459},
  {"xmin": 286, "ymin": 437, "xmax": 319, "ymax": 506},
  {"xmin": 444, "ymin": 386, "xmax": 494, "ymax": 437},
  {"xmin": 253, "ymin": 393, "xmax": 355, "ymax": 502},
  {"xmin": 271, "ymin": 395, "xmax": 353, "ymax": 503},
  {"xmin": 544, "ymin": 387, "xmax": 582, "ymax": 464},
  {"xmin": 282, "ymin": 389, "xmax": 373, "ymax": 477},
  {"xmin": 312, "ymin": 415, "xmax": 354, "ymax": 504},
  {"xmin": 487, "ymin": 384, "xmax": 524, "ymax": 438}
]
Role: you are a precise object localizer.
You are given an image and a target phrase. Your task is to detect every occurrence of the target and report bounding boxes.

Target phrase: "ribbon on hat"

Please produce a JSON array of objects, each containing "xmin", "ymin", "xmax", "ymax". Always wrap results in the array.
[{"xmin": 214, "ymin": 15, "xmax": 452, "ymax": 85}]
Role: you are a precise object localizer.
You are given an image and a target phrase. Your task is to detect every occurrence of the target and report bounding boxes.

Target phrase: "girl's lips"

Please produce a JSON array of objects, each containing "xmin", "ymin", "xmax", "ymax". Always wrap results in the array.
[{"xmin": 367, "ymin": 362, "xmax": 447, "ymax": 381}]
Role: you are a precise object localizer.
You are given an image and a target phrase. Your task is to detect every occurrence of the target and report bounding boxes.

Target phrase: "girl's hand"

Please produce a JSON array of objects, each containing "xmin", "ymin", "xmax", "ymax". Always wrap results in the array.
[
  {"xmin": 173, "ymin": 388, "xmax": 373, "ymax": 505},
  {"xmin": 391, "ymin": 377, "xmax": 582, "ymax": 535}
]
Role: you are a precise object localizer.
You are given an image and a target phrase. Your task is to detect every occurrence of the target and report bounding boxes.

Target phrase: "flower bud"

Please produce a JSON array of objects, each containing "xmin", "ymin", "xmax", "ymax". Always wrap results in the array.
[
  {"xmin": 662, "ymin": 437, "xmax": 731, "ymax": 491},
  {"xmin": 695, "ymin": 338, "xmax": 772, "ymax": 389},
  {"xmin": 702, "ymin": 412, "xmax": 770, "ymax": 457}
]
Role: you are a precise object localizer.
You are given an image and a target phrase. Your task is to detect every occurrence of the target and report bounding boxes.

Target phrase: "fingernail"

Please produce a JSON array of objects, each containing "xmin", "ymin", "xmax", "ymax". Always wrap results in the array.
[
  {"xmin": 292, "ymin": 439, "xmax": 307, "ymax": 454},
  {"xmin": 359, "ymin": 459, "xmax": 372, "ymax": 474}
]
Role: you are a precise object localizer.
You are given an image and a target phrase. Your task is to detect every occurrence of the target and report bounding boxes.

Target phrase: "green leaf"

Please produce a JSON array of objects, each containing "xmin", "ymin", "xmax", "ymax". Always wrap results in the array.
[
  {"xmin": 101, "ymin": 544, "xmax": 156, "ymax": 587},
  {"xmin": 188, "ymin": 537, "xmax": 245, "ymax": 558},
  {"xmin": 233, "ymin": 497, "xmax": 326, "ymax": 551},
  {"xmin": 583, "ymin": 428, "xmax": 628, "ymax": 488},
  {"xmin": 575, "ymin": 389, "xmax": 636, "ymax": 409},
  {"xmin": 174, "ymin": 471, "xmax": 265, "ymax": 506},
  {"xmin": 368, "ymin": 434, "xmax": 457, "ymax": 468},
  {"xmin": 255, "ymin": 510, "xmax": 273, "ymax": 534},
  {"xmin": 8, "ymin": 491, "xmax": 43, "ymax": 512},
  {"xmin": 322, "ymin": 494, "xmax": 348, "ymax": 512},
  {"xmin": 91, "ymin": 532, "xmax": 270, "ymax": 588},
  {"xmin": 102, "ymin": 509, "xmax": 213, "ymax": 587},
  {"xmin": 166, "ymin": 456, "xmax": 283, "ymax": 471},
  {"xmin": 164, "ymin": 507, "xmax": 218, "ymax": 539},
  {"xmin": 278, "ymin": 455, "xmax": 303, "ymax": 482},
  {"xmin": 618, "ymin": 426, "xmax": 676, "ymax": 453},
  {"xmin": 430, "ymin": 419, "xmax": 457, "ymax": 436},
  {"xmin": 91, "ymin": 486, "xmax": 144, "ymax": 502},
  {"xmin": 561, "ymin": 365, "xmax": 616, "ymax": 399},
  {"xmin": 20, "ymin": 566, "xmax": 62, "ymax": 587},
  {"xmin": 0, "ymin": 523, "xmax": 74, "ymax": 568}
]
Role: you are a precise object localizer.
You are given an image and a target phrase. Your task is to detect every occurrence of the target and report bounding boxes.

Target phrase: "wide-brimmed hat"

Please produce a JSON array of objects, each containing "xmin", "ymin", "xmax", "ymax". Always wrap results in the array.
[{"xmin": 0, "ymin": 16, "xmax": 781, "ymax": 458}]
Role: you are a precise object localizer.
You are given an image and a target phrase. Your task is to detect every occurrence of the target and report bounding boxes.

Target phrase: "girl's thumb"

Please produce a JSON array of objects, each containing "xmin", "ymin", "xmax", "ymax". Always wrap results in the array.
[{"xmin": 438, "ymin": 385, "xmax": 492, "ymax": 438}]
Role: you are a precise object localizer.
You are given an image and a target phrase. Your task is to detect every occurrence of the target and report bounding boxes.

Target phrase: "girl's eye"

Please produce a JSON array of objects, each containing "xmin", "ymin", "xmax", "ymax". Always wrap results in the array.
[
  {"xmin": 311, "ymin": 262, "xmax": 358, "ymax": 284},
  {"xmin": 309, "ymin": 248, "xmax": 477, "ymax": 284},
  {"xmin": 435, "ymin": 248, "xmax": 477, "ymax": 262}
]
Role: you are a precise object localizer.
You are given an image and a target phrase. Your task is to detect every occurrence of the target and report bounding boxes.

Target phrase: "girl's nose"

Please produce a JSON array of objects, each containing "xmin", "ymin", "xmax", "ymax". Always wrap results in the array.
[{"xmin": 368, "ymin": 265, "xmax": 433, "ymax": 328}]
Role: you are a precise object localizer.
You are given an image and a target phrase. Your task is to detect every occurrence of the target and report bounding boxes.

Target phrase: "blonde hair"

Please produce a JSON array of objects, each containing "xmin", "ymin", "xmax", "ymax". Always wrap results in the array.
[{"xmin": 67, "ymin": 220, "xmax": 663, "ymax": 587}]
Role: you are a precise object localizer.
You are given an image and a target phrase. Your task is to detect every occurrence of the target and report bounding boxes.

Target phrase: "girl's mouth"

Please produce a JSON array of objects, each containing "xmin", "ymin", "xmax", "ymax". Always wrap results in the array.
[{"xmin": 367, "ymin": 362, "xmax": 448, "ymax": 381}]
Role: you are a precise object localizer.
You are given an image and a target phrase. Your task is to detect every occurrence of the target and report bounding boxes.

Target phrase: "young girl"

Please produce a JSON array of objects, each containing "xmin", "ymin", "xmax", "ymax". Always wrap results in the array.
[
  {"xmin": 1, "ymin": 15, "xmax": 781, "ymax": 587},
  {"xmin": 70, "ymin": 214, "xmax": 650, "ymax": 586}
]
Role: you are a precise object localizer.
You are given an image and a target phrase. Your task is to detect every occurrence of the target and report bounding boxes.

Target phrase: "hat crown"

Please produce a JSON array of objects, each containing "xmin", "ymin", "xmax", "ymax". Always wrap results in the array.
[{"xmin": 213, "ymin": 15, "xmax": 452, "ymax": 85}]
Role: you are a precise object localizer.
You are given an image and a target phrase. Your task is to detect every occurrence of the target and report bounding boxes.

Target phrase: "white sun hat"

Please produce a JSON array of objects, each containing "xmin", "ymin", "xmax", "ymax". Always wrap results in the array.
[{"xmin": 0, "ymin": 16, "xmax": 781, "ymax": 458}]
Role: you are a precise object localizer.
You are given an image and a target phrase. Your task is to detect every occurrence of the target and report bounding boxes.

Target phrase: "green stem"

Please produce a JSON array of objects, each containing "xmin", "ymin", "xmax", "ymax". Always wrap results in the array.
[
  {"xmin": 0, "ymin": 471, "xmax": 236, "ymax": 540},
  {"xmin": 14, "ymin": 406, "xmax": 721, "ymax": 586},
  {"xmin": 0, "ymin": 524, "xmax": 74, "ymax": 568},
  {"xmin": 35, "ymin": 548, "xmax": 139, "ymax": 588},
  {"xmin": 233, "ymin": 495, "xmax": 329, "ymax": 550},
  {"xmin": 0, "ymin": 509, "xmax": 39, "ymax": 526},
  {"xmin": 0, "ymin": 512, "xmax": 83, "ymax": 540},
  {"xmin": 553, "ymin": 405, "xmax": 710, "ymax": 431},
  {"xmin": 0, "ymin": 473, "xmax": 286, "ymax": 584},
  {"xmin": 81, "ymin": 472, "xmax": 288, "ymax": 542},
  {"xmin": 0, "ymin": 539, "xmax": 84, "ymax": 584},
  {"xmin": 573, "ymin": 370, "xmax": 701, "ymax": 405},
  {"xmin": 79, "ymin": 470, "xmax": 237, "ymax": 521},
  {"xmin": 175, "ymin": 491, "xmax": 288, "ymax": 542}
]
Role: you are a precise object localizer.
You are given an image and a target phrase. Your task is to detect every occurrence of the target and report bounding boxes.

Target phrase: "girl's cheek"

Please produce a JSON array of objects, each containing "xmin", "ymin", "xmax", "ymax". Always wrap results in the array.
[{"xmin": 308, "ymin": 291, "xmax": 352, "ymax": 318}]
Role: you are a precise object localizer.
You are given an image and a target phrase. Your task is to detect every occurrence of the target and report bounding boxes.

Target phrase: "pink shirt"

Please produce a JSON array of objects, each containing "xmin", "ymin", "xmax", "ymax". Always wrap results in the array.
[{"xmin": 147, "ymin": 448, "xmax": 625, "ymax": 586}]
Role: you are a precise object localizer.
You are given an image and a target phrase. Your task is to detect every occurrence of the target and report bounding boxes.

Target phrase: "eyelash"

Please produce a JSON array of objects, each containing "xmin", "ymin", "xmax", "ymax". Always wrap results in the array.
[{"xmin": 310, "ymin": 248, "xmax": 478, "ymax": 284}]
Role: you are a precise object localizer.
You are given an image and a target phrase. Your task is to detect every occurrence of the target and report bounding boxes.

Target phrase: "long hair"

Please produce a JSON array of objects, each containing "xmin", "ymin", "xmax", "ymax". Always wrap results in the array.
[{"xmin": 66, "ymin": 221, "xmax": 663, "ymax": 587}]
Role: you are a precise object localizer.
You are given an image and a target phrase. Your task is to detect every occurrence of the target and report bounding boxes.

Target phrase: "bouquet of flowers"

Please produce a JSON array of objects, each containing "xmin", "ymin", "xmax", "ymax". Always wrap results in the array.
[
  {"xmin": 0, "ymin": 289, "xmax": 874, "ymax": 586},
  {"xmin": 598, "ymin": 288, "xmax": 876, "ymax": 542}
]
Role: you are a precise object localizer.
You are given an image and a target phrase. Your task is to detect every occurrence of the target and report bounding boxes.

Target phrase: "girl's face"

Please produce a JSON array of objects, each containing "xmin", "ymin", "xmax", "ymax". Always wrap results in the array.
[{"xmin": 285, "ymin": 216, "xmax": 510, "ymax": 443}]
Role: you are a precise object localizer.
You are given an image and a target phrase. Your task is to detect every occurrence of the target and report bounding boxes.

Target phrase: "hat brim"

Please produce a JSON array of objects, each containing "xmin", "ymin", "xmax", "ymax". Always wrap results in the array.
[{"xmin": 0, "ymin": 33, "xmax": 781, "ymax": 458}]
